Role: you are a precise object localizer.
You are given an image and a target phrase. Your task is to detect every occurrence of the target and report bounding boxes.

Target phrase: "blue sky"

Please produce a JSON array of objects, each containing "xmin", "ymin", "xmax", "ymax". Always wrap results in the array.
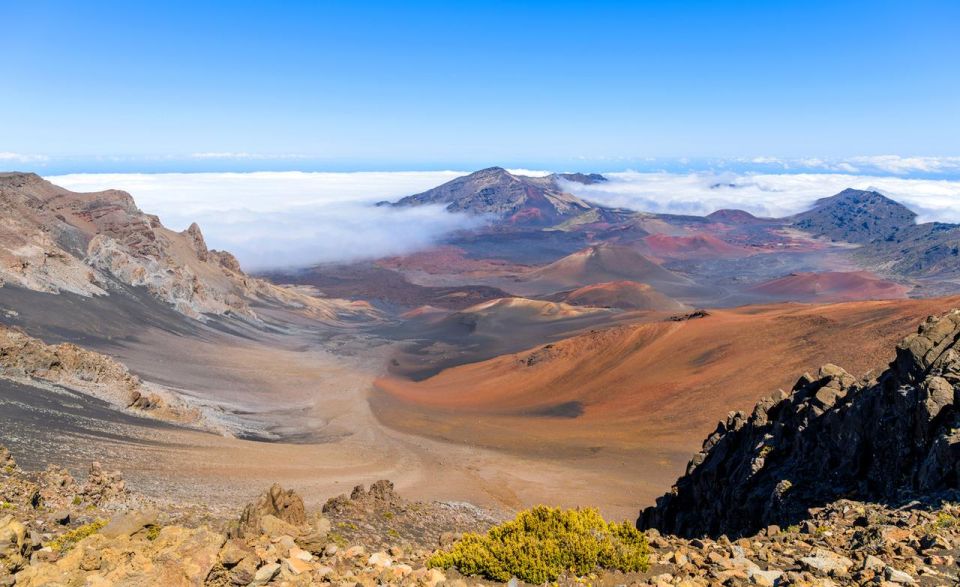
[{"xmin": 3, "ymin": 1, "xmax": 959, "ymax": 173}]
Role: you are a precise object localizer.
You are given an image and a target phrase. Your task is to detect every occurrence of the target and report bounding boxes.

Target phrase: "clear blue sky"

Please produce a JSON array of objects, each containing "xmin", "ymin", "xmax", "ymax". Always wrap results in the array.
[{"xmin": 3, "ymin": 1, "xmax": 958, "ymax": 172}]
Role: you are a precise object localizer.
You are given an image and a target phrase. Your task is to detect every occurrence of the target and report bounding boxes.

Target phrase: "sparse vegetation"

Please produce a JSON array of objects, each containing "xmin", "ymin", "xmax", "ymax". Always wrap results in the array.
[
  {"xmin": 144, "ymin": 524, "xmax": 162, "ymax": 541},
  {"xmin": 932, "ymin": 512, "xmax": 958, "ymax": 530},
  {"xmin": 427, "ymin": 506, "xmax": 649, "ymax": 584},
  {"xmin": 328, "ymin": 531, "xmax": 348, "ymax": 548},
  {"xmin": 47, "ymin": 519, "xmax": 107, "ymax": 552}
]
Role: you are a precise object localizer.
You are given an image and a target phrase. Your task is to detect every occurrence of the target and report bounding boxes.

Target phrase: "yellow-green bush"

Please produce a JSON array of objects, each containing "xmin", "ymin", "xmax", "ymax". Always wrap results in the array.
[
  {"xmin": 46, "ymin": 519, "xmax": 107, "ymax": 552},
  {"xmin": 427, "ymin": 506, "xmax": 649, "ymax": 583}
]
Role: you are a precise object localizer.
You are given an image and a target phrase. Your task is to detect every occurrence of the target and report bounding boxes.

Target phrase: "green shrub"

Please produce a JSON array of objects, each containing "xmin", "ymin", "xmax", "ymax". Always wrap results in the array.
[
  {"xmin": 47, "ymin": 519, "xmax": 107, "ymax": 552},
  {"xmin": 144, "ymin": 525, "xmax": 162, "ymax": 541},
  {"xmin": 427, "ymin": 506, "xmax": 649, "ymax": 584},
  {"xmin": 327, "ymin": 531, "xmax": 347, "ymax": 548}
]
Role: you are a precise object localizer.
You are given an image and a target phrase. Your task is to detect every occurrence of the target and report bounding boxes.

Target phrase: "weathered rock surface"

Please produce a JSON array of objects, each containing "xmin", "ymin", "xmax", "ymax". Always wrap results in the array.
[
  {"xmin": 640, "ymin": 310, "xmax": 960, "ymax": 538},
  {"xmin": 0, "ymin": 172, "xmax": 379, "ymax": 324},
  {"xmin": 3, "ymin": 443, "xmax": 958, "ymax": 586},
  {"xmin": 0, "ymin": 324, "xmax": 201, "ymax": 425},
  {"xmin": 235, "ymin": 483, "xmax": 307, "ymax": 539}
]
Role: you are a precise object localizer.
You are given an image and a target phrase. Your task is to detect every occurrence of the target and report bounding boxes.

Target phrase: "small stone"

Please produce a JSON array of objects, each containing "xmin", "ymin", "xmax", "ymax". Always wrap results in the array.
[
  {"xmin": 289, "ymin": 546, "xmax": 312, "ymax": 561},
  {"xmin": 324, "ymin": 543, "xmax": 339, "ymax": 557},
  {"xmin": 100, "ymin": 510, "xmax": 158, "ymax": 539},
  {"xmin": 800, "ymin": 548, "xmax": 854, "ymax": 575},
  {"xmin": 219, "ymin": 538, "xmax": 254, "ymax": 568},
  {"xmin": 367, "ymin": 551, "xmax": 392, "ymax": 568},
  {"xmin": 251, "ymin": 562, "xmax": 281, "ymax": 585},
  {"xmin": 343, "ymin": 545, "xmax": 366, "ymax": 558},
  {"xmin": 283, "ymin": 556, "xmax": 312, "ymax": 575},
  {"xmin": 315, "ymin": 564, "xmax": 335, "ymax": 578},
  {"xmin": 52, "ymin": 510, "xmax": 71, "ymax": 525},
  {"xmin": 423, "ymin": 568, "xmax": 446, "ymax": 587},
  {"xmin": 884, "ymin": 566, "xmax": 917, "ymax": 584}
]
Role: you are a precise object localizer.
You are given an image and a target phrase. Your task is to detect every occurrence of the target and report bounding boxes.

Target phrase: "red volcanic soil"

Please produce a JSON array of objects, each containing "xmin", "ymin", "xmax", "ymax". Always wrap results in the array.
[
  {"xmin": 379, "ymin": 246, "xmax": 527, "ymax": 275},
  {"xmin": 642, "ymin": 233, "xmax": 748, "ymax": 259},
  {"xmin": 557, "ymin": 281, "xmax": 689, "ymax": 311},
  {"xmin": 705, "ymin": 209, "xmax": 766, "ymax": 224},
  {"xmin": 526, "ymin": 244, "xmax": 690, "ymax": 289},
  {"xmin": 373, "ymin": 296, "xmax": 960, "ymax": 504},
  {"xmin": 750, "ymin": 271, "xmax": 910, "ymax": 302}
]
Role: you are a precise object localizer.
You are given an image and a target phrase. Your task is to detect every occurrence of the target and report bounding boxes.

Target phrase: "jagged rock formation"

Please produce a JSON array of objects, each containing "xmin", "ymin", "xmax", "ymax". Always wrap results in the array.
[
  {"xmin": 0, "ymin": 324, "xmax": 201, "ymax": 425},
  {"xmin": 392, "ymin": 167, "xmax": 615, "ymax": 227},
  {"xmin": 639, "ymin": 310, "xmax": 960, "ymax": 538},
  {"xmin": 234, "ymin": 483, "xmax": 308, "ymax": 539},
  {"xmin": 0, "ymin": 172, "xmax": 379, "ymax": 323}
]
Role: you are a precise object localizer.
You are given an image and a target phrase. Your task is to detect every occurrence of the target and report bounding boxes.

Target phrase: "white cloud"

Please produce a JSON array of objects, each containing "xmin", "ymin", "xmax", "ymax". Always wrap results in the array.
[
  {"xmin": 0, "ymin": 152, "xmax": 49, "ymax": 163},
  {"xmin": 505, "ymin": 168, "xmax": 553, "ymax": 177},
  {"xmin": 742, "ymin": 155, "xmax": 960, "ymax": 175},
  {"xmin": 47, "ymin": 171, "xmax": 481, "ymax": 270},
  {"xmin": 561, "ymin": 171, "xmax": 960, "ymax": 223},
  {"xmin": 189, "ymin": 152, "xmax": 310, "ymax": 160},
  {"xmin": 846, "ymin": 155, "xmax": 960, "ymax": 175}
]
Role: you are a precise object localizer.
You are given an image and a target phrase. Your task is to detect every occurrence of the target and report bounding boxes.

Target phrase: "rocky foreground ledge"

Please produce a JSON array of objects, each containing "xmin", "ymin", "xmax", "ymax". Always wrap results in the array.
[{"xmin": 0, "ymin": 443, "xmax": 958, "ymax": 586}]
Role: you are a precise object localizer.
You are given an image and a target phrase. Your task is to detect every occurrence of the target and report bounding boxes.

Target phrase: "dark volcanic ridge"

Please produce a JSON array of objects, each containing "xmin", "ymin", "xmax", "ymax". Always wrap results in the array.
[{"xmin": 640, "ymin": 309, "xmax": 960, "ymax": 538}]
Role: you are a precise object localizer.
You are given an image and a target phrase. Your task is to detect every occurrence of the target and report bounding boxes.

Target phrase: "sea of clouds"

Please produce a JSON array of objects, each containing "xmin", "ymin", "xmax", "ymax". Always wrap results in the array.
[
  {"xmin": 49, "ymin": 169, "xmax": 960, "ymax": 271},
  {"xmin": 561, "ymin": 171, "xmax": 960, "ymax": 222}
]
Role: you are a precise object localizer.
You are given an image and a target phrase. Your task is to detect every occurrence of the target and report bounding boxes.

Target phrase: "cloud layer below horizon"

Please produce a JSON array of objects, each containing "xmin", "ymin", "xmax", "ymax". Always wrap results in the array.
[
  {"xmin": 563, "ymin": 171, "xmax": 960, "ymax": 224},
  {"xmin": 48, "ymin": 170, "xmax": 960, "ymax": 271}
]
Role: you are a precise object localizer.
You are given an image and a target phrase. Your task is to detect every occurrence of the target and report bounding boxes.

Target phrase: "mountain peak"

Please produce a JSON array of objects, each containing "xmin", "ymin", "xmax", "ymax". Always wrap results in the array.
[
  {"xmin": 792, "ymin": 188, "xmax": 917, "ymax": 243},
  {"xmin": 392, "ymin": 167, "xmax": 597, "ymax": 227}
]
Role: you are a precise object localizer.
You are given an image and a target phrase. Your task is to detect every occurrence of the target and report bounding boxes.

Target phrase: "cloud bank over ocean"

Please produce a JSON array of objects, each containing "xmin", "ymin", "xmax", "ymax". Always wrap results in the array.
[
  {"xmin": 562, "ymin": 171, "xmax": 960, "ymax": 223},
  {"xmin": 49, "ymin": 170, "xmax": 960, "ymax": 270},
  {"xmin": 49, "ymin": 171, "xmax": 479, "ymax": 270}
]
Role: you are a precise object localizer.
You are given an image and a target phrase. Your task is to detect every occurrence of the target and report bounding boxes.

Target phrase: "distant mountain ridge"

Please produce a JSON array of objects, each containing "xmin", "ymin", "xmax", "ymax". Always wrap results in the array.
[
  {"xmin": 788, "ymin": 187, "xmax": 960, "ymax": 279},
  {"xmin": 391, "ymin": 167, "xmax": 609, "ymax": 227},
  {"xmin": 791, "ymin": 188, "xmax": 918, "ymax": 243}
]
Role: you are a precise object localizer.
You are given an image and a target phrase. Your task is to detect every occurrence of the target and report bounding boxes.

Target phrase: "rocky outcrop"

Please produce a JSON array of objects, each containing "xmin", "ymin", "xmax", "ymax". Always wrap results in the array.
[
  {"xmin": 235, "ymin": 484, "xmax": 307, "ymax": 539},
  {"xmin": 15, "ymin": 524, "xmax": 226, "ymax": 587},
  {"xmin": 0, "ymin": 173, "xmax": 380, "ymax": 324},
  {"xmin": 0, "ymin": 325, "xmax": 201, "ymax": 425},
  {"xmin": 639, "ymin": 310, "xmax": 960, "ymax": 538}
]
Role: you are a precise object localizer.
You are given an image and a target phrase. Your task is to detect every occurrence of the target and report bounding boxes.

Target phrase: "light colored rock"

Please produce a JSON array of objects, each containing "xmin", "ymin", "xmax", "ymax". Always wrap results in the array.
[
  {"xmin": 282, "ymin": 556, "xmax": 312, "ymax": 575},
  {"xmin": 259, "ymin": 514, "xmax": 301, "ymax": 538},
  {"xmin": 800, "ymin": 548, "xmax": 854, "ymax": 575},
  {"xmin": 367, "ymin": 551, "xmax": 392, "ymax": 568},
  {"xmin": 423, "ymin": 567, "xmax": 447, "ymax": 587},
  {"xmin": 0, "ymin": 515, "xmax": 31, "ymax": 573},
  {"xmin": 251, "ymin": 562, "xmax": 281, "ymax": 585},
  {"xmin": 885, "ymin": 566, "xmax": 917, "ymax": 584},
  {"xmin": 344, "ymin": 545, "xmax": 366, "ymax": 558},
  {"xmin": 15, "ymin": 525, "xmax": 225, "ymax": 587},
  {"xmin": 100, "ymin": 509, "xmax": 158, "ymax": 538},
  {"xmin": 863, "ymin": 554, "xmax": 885, "ymax": 571}
]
